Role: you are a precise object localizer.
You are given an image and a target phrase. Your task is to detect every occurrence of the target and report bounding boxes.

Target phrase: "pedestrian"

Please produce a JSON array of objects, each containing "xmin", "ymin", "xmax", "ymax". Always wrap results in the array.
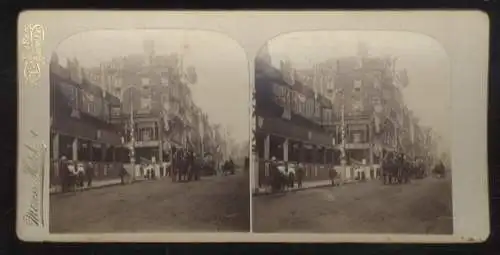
[
  {"xmin": 329, "ymin": 166, "xmax": 337, "ymax": 186},
  {"xmin": 67, "ymin": 160, "xmax": 76, "ymax": 191},
  {"xmin": 187, "ymin": 151, "xmax": 195, "ymax": 181},
  {"xmin": 75, "ymin": 161, "xmax": 86, "ymax": 189},
  {"xmin": 296, "ymin": 163, "xmax": 304, "ymax": 188},
  {"xmin": 269, "ymin": 156, "xmax": 283, "ymax": 192},
  {"xmin": 86, "ymin": 162, "xmax": 94, "ymax": 187},
  {"xmin": 59, "ymin": 156, "xmax": 69, "ymax": 193},
  {"xmin": 119, "ymin": 164, "xmax": 127, "ymax": 185}
]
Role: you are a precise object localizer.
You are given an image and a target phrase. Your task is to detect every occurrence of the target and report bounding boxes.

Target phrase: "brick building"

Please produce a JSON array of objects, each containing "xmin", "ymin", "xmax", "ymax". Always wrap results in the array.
[
  {"xmin": 50, "ymin": 53, "xmax": 126, "ymax": 188},
  {"xmin": 253, "ymin": 48, "xmax": 337, "ymax": 190}
]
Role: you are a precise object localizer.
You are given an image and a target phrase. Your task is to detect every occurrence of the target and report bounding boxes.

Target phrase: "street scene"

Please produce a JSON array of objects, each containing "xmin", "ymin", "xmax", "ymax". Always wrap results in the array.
[
  {"xmin": 49, "ymin": 30, "xmax": 251, "ymax": 232},
  {"xmin": 252, "ymin": 31, "xmax": 452, "ymax": 234},
  {"xmin": 253, "ymin": 176, "xmax": 452, "ymax": 234},
  {"xmin": 50, "ymin": 172, "xmax": 249, "ymax": 233}
]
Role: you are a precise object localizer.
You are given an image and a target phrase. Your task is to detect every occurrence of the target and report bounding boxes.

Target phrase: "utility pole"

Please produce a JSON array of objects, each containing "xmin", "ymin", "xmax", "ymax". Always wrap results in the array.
[
  {"xmin": 158, "ymin": 85, "xmax": 164, "ymax": 176},
  {"xmin": 337, "ymin": 89, "xmax": 346, "ymax": 159},
  {"xmin": 336, "ymin": 88, "xmax": 347, "ymax": 183},
  {"xmin": 129, "ymin": 96, "xmax": 136, "ymax": 182}
]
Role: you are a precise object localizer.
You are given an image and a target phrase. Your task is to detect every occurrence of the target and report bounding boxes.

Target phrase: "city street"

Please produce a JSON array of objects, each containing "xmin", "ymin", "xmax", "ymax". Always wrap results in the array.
[
  {"xmin": 50, "ymin": 171, "xmax": 250, "ymax": 233},
  {"xmin": 253, "ymin": 176, "xmax": 453, "ymax": 234}
]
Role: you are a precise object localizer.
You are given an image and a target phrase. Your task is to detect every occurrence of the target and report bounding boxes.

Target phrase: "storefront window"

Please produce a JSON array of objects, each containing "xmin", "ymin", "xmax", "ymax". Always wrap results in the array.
[
  {"xmin": 105, "ymin": 146, "xmax": 114, "ymax": 162},
  {"xmin": 291, "ymin": 142, "xmax": 301, "ymax": 162},
  {"xmin": 78, "ymin": 140, "xmax": 90, "ymax": 161},
  {"xmin": 353, "ymin": 132, "xmax": 362, "ymax": 143},
  {"xmin": 91, "ymin": 143, "xmax": 102, "ymax": 162},
  {"xmin": 58, "ymin": 135, "xmax": 74, "ymax": 160},
  {"xmin": 303, "ymin": 145, "xmax": 314, "ymax": 163},
  {"xmin": 326, "ymin": 149, "xmax": 334, "ymax": 164}
]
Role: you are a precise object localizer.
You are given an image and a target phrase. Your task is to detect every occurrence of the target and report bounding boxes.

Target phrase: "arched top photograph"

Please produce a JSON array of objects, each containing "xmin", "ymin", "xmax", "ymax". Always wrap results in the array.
[
  {"xmin": 252, "ymin": 30, "xmax": 453, "ymax": 235},
  {"xmin": 48, "ymin": 29, "xmax": 251, "ymax": 234}
]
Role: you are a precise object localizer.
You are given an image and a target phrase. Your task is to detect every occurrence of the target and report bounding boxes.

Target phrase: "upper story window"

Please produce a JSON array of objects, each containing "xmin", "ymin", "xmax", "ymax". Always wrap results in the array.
[
  {"xmin": 161, "ymin": 77, "xmax": 169, "ymax": 86},
  {"xmin": 354, "ymin": 80, "xmax": 362, "ymax": 92},
  {"xmin": 373, "ymin": 77, "xmax": 381, "ymax": 89},
  {"xmin": 141, "ymin": 77, "xmax": 150, "ymax": 86}
]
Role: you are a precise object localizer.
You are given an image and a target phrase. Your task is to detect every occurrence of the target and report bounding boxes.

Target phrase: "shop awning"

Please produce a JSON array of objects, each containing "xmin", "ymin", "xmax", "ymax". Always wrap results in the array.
[{"xmin": 256, "ymin": 116, "xmax": 335, "ymax": 148}]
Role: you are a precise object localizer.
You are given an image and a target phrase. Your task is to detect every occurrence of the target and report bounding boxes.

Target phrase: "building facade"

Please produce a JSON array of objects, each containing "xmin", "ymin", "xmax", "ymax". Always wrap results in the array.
[
  {"xmin": 254, "ymin": 49, "xmax": 337, "ymax": 191},
  {"xmin": 50, "ymin": 54, "xmax": 126, "ymax": 188},
  {"xmin": 328, "ymin": 52, "xmax": 430, "ymax": 180},
  {"xmin": 99, "ymin": 41, "xmax": 225, "ymax": 173}
]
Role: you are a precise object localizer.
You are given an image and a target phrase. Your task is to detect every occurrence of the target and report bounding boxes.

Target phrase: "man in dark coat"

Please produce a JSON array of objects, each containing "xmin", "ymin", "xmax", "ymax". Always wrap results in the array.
[
  {"xmin": 296, "ymin": 163, "xmax": 305, "ymax": 188},
  {"xmin": 119, "ymin": 164, "xmax": 127, "ymax": 185},
  {"xmin": 401, "ymin": 154, "xmax": 411, "ymax": 183},
  {"xmin": 59, "ymin": 156, "xmax": 69, "ymax": 193},
  {"xmin": 382, "ymin": 154, "xmax": 392, "ymax": 185},
  {"xmin": 186, "ymin": 150, "xmax": 195, "ymax": 181},
  {"xmin": 86, "ymin": 162, "xmax": 95, "ymax": 187}
]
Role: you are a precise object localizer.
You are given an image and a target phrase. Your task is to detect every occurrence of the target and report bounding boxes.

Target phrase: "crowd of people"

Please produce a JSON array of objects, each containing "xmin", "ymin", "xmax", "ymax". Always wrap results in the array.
[
  {"xmin": 381, "ymin": 151, "xmax": 446, "ymax": 185},
  {"xmin": 266, "ymin": 157, "xmax": 306, "ymax": 193},
  {"xmin": 56, "ymin": 156, "xmax": 128, "ymax": 193},
  {"xmin": 54, "ymin": 146, "xmax": 240, "ymax": 193},
  {"xmin": 168, "ymin": 146, "xmax": 237, "ymax": 182},
  {"xmin": 264, "ymin": 152, "xmax": 448, "ymax": 193}
]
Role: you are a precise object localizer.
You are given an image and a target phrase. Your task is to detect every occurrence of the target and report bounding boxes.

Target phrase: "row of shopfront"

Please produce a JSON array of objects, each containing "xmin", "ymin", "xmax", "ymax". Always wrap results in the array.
[
  {"xmin": 50, "ymin": 63, "xmax": 128, "ymax": 186},
  {"xmin": 252, "ymin": 116, "xmax": 383, "ymax": 190},
  {"xmin": 252, "ymin": 56, "xmax": 389, "ymax": 191},
  {"xmin": 254, "ymin": 116, "xmax": 339, "ymax": 187},
  {"xmin": 50, "ymin": 60, "xmax": 219, "ymax": 187}
]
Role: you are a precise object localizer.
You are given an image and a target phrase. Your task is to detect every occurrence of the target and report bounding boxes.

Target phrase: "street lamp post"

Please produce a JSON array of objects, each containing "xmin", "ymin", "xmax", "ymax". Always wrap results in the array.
[
  {"xmin": 129, "ymin": 92, "xmax": 136, "ymax": 182},
  {"xmin": 340, "ymin": 90, "xmax": 346, "ymax": 159},
  {"xmin": 336, "ymin": 88, "xmax": 347, "ymax": 183}
]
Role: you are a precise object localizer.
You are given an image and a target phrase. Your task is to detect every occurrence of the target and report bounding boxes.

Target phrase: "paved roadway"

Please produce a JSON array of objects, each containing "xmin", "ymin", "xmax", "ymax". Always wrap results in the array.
[
  {"xmin": 253, "ymin": 176, "xmax": 453, "ymax": 234},
  {"xmin": 50, "ymin": 171, "xmax": 250, "ymax": 233}
]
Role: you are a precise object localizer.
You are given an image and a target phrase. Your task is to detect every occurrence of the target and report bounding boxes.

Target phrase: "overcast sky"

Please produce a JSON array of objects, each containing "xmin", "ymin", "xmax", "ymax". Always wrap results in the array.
[
  {"xmin": 55, "ymin": 30, "xmax": 250, "ymax": 143},
  {"xmin": 267, "ymin": 31, "xmax": 451, "ymax": 152}
]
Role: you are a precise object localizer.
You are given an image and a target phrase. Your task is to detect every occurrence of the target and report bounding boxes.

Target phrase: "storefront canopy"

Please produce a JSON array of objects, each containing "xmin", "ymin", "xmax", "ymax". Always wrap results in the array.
[{"xmin": 257, "ymin": 116, "xmax": 335, "ymax": 148}]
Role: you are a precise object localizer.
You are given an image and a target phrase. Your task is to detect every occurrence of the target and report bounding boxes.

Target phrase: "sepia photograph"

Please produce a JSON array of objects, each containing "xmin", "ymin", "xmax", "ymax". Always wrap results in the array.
[
  {"xmin": 48, "ymin": 30, "xmax": 251, "ymax": 233},
  {"xmin": 252, "ymin": 31, "xmax": 453, "ymax": 234},
  {"xmin": 17, "ymin": 11, "xmax": 488, "ymax": 243}
]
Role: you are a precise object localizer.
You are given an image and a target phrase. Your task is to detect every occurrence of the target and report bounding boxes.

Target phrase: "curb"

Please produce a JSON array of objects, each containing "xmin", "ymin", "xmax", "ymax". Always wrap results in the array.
[
  {"xmin": 252, "ymin": 183, "xmax": 333, "ymax": 197},
  {"xmin": 49, "ymin": 179, "xmax": 147, "ymax": 195},
  {"xmin": 252, "ymin": 180, "xmax": 365, "ymax": 197}
]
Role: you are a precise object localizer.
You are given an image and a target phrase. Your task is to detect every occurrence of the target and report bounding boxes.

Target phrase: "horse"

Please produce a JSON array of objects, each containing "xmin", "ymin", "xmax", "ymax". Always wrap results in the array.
[
  {"xmin": 171, "ymin": 149, "xmax": 186, "ymax": 182},
  {"xmin": 175, "ymin": 150, "xmax": 194, "ymax": 182},
  {"xmin": 382, "ymin": 159, "xmax": 402, "ymax": 185},
  {"xmin": 191, "ymin": 156, "xmax": 202, "ymax": 181}
]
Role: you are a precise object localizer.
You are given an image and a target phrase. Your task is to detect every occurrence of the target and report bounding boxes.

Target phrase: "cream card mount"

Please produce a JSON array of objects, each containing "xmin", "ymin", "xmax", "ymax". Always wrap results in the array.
[{"xmin": 17, "ymin": 10, "xmax": 489, "ymax": 243}]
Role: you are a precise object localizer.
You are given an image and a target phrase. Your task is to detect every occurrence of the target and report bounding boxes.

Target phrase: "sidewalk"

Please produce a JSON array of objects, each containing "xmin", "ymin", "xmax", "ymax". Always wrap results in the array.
[
  {"xmin": 253, "ymin": 178, "xmax": 362, "ymax": 197},
  {"xmin": 50, "ymin": 178, "xmax": 124, "ymax": 194},
  {"xmin": 49, "ymin": 175, "xmax": 159, "ymax": 194}
]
